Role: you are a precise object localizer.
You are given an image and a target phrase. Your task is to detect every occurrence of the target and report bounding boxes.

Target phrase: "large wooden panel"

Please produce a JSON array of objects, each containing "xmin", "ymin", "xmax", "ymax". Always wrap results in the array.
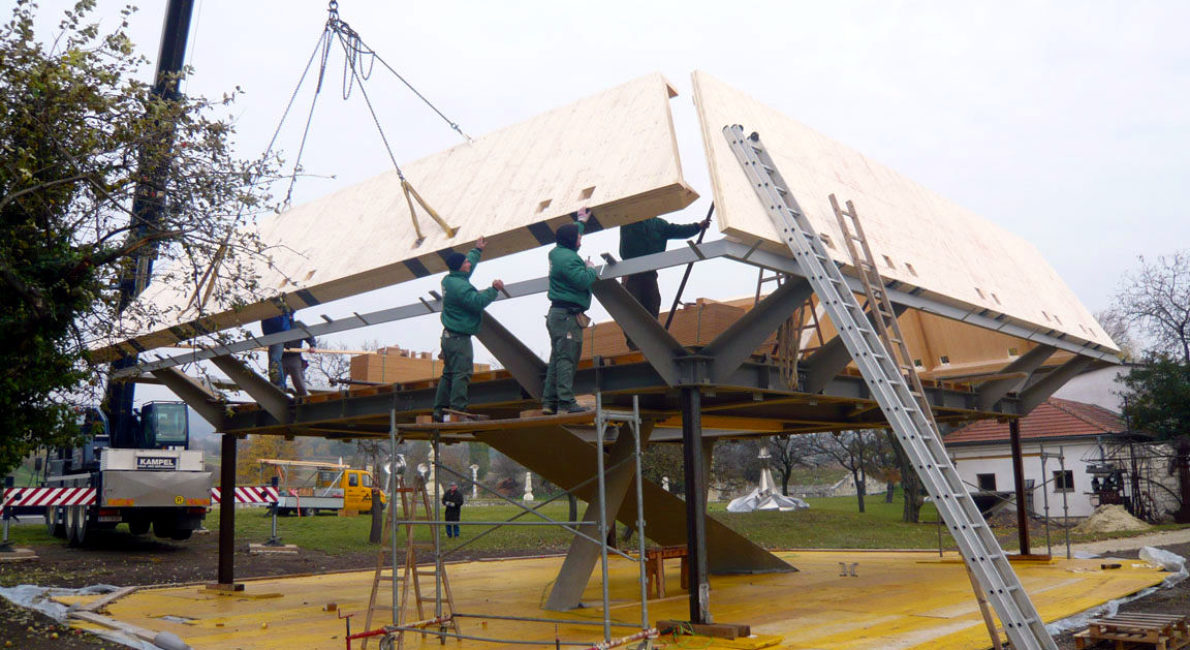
[
  {"xmin": 692, "ymin": 71, "xmax": 1116, "ymax": 351},
  {"xmin": 97, "ymin": 73, "xmax": 698, "ymax": 361}
]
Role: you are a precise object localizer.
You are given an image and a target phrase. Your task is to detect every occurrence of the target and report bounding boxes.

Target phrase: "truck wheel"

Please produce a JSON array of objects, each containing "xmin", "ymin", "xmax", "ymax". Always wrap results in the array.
[
  {"xmin": 45, "ymin": 507, "xmax": 66, "ymax": 539},
  {"xmin": 169, "ymin": 529, "xmax": 193, "ymax": 541},
  {"xmin": 67, "ymin": 506, "xmax": 81, "ymax": 546},
  {"xmin": 300, "ymin": 508, "xmax": 314, "ymax": 517},
  {"xmin": 128, "ymin": 520, "xmax": 150, "ymax": 535},
  {"xmin": 152, "ymin": 519, "xmax": 176, "ymax": 540},
  {"xmin": 75, "ymin": 507, "xmax": 90, "ymax": 546}
]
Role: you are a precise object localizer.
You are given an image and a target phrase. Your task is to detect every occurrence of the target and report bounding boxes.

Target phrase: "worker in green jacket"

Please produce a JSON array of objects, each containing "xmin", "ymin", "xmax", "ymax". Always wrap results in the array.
[
  {"xmin": 543, "ymin": 208, "xmax": 598, "ymax": 414},
  {"xmin": 618, "ymin": 215, "xmax": 710, "ymax": 349},
  {"xmin": 433, "ymin": 236, "xmax": 504, "ymax": 421}
]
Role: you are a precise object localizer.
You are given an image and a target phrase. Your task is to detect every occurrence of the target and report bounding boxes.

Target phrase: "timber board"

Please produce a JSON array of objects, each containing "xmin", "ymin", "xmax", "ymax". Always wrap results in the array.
[
  {"xmin": 691, "ymin": 70, "xmax": 1116, "ymax": 352},
  {"xmin": 95, "ymin": 73, "xmax": 697, "ymax": 361}
]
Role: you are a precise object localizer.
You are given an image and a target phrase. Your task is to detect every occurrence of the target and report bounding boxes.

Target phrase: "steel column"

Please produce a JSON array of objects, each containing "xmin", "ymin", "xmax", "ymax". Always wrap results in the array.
[
  {"xmin": 148, "ymin": 367, "xmax": 225, "ymax": 428},
  {"xmin": 977, "ymin": 345, "xmax": 1056, "ymax": 410},
  {"xmin": 680, "ymin": 387, "xmax": 710, "ymax": 624},
  {"xmin": 1019, "ymin": 356, "xmax": 1095, "ymax": 413},
  {"xmin": 209, "ymin": 355, "xmax": 292, "ymax": 422},
  {"xmin": 218, "ymin": 433, "xmax": 237, "ymax": 586},
  {"xmin": 476, "ymin": 313, "xmax": 546, "ymax": 398},
  {"xmin": 591, "ymin": 279, "xmax": 685, "ymax": 386},
  {"xmin": 1008, "ymin": 418, "xmax": 1031, "ymax": 556},
  {"xmin": 702, "ymin": 277, "xmax": 814, "ymax": 383}
]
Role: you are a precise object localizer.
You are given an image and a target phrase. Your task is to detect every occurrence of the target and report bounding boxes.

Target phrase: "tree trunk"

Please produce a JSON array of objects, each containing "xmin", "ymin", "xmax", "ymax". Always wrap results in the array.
[
  {"xmin": 854, "ymin": 470, "xmax": 866, "ymax": 513},
  {"xmin": 368, "ymin": 488, "xmax": 383, "ymax": 544},
  {"xmin": 887, "ymin": 431, "xmax": 923, "ymax": 523},
  {"xmin": 1176, "ymin": 442, "xmax": 1190, "ymax": 524},
  {"xmin": 781, "ymin": 471, "xmax": 790, "ymax": 496},
  {"xmin": 885, "ymin": 481, "xmax": 895, "ymax": 504},
  {"xmin": 568, "ymin": 493, "xmax": 578, "ymax": 523}
]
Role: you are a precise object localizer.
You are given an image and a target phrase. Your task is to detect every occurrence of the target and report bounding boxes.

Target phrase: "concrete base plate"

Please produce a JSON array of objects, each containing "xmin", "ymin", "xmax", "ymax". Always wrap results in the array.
[
  {"xmin": 0, "ymin": 548, "xmax": 38, "ymax": 562},
  {"xmin": 249, "ymin": 543, "xmax": 299, "ymax": 555}
]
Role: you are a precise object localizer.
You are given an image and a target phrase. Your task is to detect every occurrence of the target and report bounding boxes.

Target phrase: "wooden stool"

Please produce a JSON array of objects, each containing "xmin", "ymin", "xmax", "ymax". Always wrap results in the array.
[{"xmin": 644, "ymin": 546, "xmax": 689, "ymax": 599}]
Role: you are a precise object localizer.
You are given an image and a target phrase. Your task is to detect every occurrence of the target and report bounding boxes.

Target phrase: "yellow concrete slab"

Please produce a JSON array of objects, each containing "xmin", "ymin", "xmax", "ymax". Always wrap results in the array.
[{"xmin": 55, "ymin": 551, "xmax": 1168, "ymax": 649}]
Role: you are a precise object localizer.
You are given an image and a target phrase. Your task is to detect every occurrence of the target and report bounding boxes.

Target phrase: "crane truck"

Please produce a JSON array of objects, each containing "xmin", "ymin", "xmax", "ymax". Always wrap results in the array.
[{"xmin": 43, "ymin": 401, "xmax": 212, "ymax": 545}]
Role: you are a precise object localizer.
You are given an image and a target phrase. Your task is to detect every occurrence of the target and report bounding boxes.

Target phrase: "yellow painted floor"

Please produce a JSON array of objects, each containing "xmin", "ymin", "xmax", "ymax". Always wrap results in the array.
[{"xmin": 56, "ymin": 550, "xmax": 1167, "ymax": 649}]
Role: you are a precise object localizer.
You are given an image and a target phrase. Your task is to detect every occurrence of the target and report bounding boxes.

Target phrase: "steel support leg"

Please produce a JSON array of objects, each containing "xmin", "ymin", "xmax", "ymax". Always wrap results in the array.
[
  {"xmin": 1009, "ymin": 418, "xmax": 1031, "ymax": 556},
  {"xmin": 218, "ymin": 433, "xmax": 237, "ymax": 586},
  {"xmin": 680, "ymin": 387, "xmax": 710, "ymax": 624}
]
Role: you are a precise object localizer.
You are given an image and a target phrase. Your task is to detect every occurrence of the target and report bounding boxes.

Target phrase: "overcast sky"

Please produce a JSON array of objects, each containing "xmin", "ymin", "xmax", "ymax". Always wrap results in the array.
[{"xmin": 28, "ymin": 1, "xmax": 1190, "ymax": 403}]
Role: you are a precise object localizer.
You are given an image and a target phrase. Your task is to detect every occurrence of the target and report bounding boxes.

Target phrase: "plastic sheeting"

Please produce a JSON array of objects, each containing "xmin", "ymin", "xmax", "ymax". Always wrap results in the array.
[
  {"xmin": 1046, "ymin": 546, "xmax": 1188, "ymax": 636},
  {"xmin": 0, "ymin": 584, "xmax": 161, "ymax": 650}
]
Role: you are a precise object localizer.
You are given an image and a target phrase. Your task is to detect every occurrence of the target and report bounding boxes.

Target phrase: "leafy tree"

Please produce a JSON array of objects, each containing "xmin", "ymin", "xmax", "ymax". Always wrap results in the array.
[
  {"xmin": 1119, "ymin": 357, "xmax": 1190, "ymax": 522},
  {"xmin": 0, "ymin": 1, "xmax": 271, "ymax": 473}
]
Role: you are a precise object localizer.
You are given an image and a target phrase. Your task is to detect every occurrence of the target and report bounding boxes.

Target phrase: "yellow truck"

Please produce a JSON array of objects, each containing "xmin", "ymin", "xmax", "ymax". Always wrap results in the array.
[{"xmin": 258, "ymin": 459, "xmax": 387, "ymax": 515}]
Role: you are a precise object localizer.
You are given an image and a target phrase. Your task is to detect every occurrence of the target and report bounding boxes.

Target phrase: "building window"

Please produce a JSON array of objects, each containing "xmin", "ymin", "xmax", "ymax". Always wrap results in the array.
[
  {"xmin": 977, "ymin": 473, "xmax": 997, "ymax": 491},
  {"xmin": 1053, "ymin": 470, "xmax": 1074, "ymax": 492}
]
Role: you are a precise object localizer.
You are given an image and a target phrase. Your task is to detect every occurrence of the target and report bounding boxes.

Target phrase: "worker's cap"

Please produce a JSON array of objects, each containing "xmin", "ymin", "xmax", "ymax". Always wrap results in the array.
[
  {"xmin": 449, "ymin": 482, "xmax": 458, "ymax": 487},
  {"xmin": 446, "ymin": 252, "xmax": 467, "ymax": 271},
  {"xmin": 555, "ymin": 223, "xmax": 580, "ymax": 250}
]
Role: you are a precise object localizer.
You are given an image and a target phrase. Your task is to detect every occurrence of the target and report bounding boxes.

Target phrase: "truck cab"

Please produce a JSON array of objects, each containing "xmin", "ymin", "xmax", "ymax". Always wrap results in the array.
[{"xmin": 316, "ymin": 468, "xmax": 386, "ymax": 513}]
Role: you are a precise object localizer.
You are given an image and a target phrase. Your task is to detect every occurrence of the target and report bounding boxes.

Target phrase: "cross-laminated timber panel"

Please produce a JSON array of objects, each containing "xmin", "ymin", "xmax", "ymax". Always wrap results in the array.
[
  {"xmin": 691, "ymin": 70, "xmax": 1117, "ymax": 353},
  {"xmin": 95, "ymin": 73, "xmax": 697, "ymax": 361}
]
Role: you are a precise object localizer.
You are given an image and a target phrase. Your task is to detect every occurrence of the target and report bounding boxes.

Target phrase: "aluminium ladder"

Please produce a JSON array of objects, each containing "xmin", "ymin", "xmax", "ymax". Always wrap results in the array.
[{"xmin": 723, "ymin": 125, "xmax": 1057, "ymax": 650}]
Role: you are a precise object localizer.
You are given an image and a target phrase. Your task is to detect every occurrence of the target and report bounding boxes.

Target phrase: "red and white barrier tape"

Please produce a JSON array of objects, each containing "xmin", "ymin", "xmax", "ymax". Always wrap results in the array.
[
  {"xmin": 1, "ymin": 487, "xmax": 96, "ymax": 511},
  {"xmin": 210, "ymin": 486, "xmax": 280, "ymax": 504}
]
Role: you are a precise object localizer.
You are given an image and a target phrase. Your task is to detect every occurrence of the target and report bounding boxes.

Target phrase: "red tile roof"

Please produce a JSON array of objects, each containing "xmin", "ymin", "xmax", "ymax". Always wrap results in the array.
[{"xmin": 944, "ymin": 398, "xmax": 1126, "ymax": 445}]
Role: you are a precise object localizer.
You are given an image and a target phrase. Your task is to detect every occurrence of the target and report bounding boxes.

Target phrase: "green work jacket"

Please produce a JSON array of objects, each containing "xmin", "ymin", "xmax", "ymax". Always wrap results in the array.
[
  {"xmin": 441, "ymin": 248, "xmax": 498, "ymax": 335},
  {"xmin": 548, "ymin": 222, "xmax": 598, "ymax": 311},
  {"xmin": 618, "ymin": 217, "xmax": 702, "ymax": 260}
]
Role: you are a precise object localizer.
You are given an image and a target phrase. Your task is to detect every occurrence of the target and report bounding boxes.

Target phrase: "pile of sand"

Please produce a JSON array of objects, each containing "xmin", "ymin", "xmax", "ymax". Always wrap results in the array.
[{"xmin": 1073, "ymin": 504, "xmax": 1152, "ymax": 534}]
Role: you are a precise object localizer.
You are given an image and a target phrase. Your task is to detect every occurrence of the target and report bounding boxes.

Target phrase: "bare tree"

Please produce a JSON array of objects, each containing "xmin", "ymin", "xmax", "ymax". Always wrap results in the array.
[
  {"xmin": 1115, "ymin": 251, "xmax": 1190, "ymax": 363},
  {"xmin": 805, "ymin": 430, "xmax": 882, "ymax": 513},
  {"xmin": 1094, "ymin": 308, "xmax": 1137, "ymax": 361},
  {"xmin": 769, "ymin": 435, "xmax": 815, "ymax": 496}
]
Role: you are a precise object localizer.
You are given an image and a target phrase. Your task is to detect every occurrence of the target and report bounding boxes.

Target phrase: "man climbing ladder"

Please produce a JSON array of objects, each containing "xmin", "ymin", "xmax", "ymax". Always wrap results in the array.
[{"xmin": 433, "ymin": 236, "xmax": 504, "ymax": 421}]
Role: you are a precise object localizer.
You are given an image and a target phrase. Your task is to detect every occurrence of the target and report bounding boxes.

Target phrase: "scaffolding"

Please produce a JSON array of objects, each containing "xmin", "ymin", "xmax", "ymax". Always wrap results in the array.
[{"xmin": 353, "ymin": 394, "xmax": 655, "ymax": 649}]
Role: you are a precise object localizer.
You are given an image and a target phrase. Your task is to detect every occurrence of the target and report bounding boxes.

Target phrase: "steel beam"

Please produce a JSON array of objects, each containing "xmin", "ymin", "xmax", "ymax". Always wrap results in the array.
[
  {"xmin": 148, "ymin": 367, "xmax": 226, "ymax": 428},
  {"xmin": 218, "ymin": 433, "xmax": 237, "ymax": 586},
  {"xmin": 681, "ymin": 387, "xmax": 711, "ymax": 624},
  {"xmin": 977, "ymin": 344, "xmax": 1056, "ymax": 410},
  {"xmin": 209, "ymin": 355, "xmax": 292, "ymax": 423},
  {"xmin": 1019, "ymin": 356, "xmax": 1094, "ymax": 413},
  {"xmin": 476, "ymin": 313, "xmax": 546, "ymax": 399},
  {"xmin": 591, "ymin": 279, "xmax": 685, "ymax": 386},
  {"xmin": 545, "ymin": 423, "xmax": 655, "ymax": 610},
  {"xmin": 115, "ymin": 239, "xmax": 1117, "ymax": 381},
  {"xmin": 702, "ymin": 277, "xmax": 814, "ymax": 383}
]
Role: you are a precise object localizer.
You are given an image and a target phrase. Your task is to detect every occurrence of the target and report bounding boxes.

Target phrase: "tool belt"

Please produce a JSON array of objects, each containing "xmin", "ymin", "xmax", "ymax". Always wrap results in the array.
[{"xmin": 550, "ymin": 303, "xmax": 590, "ymax": 328}]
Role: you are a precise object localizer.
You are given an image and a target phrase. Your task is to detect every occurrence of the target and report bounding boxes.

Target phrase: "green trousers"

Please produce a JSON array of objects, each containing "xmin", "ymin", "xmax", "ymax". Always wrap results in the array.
[
  {"xmin": 543, "ymin": 308, "xmax": 583, "ymax": 409},
  {"xmin": 433, "ymin": 333, "xmax": 474, "ymax": 415}
]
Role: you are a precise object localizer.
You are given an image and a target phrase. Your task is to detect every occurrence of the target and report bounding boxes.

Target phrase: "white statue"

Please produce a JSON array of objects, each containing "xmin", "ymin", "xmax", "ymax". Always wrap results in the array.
[
  {"xmin": 470, "ymin": 464, "xmax": 480, "ymax": 499},
  {"xmin": 662, "ymin": 476, "xmax": 670, "ymax": 492},
  {"xmin": 523, "ymin": 471, "xmax": 535, "ymax": 502}
]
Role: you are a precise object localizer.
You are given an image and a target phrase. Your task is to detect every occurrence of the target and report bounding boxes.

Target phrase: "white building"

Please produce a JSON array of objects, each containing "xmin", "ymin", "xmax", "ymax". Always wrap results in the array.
[{"xmin": 945, "ymin": 397, "xmax": 1151, "ymax": 520}]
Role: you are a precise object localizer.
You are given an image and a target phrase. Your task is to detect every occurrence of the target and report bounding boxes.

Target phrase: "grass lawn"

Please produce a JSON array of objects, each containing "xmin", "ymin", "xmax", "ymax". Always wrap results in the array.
[{"xmin": 8, "ymin": 495, "xmax": 1187, "ymax": 556}]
